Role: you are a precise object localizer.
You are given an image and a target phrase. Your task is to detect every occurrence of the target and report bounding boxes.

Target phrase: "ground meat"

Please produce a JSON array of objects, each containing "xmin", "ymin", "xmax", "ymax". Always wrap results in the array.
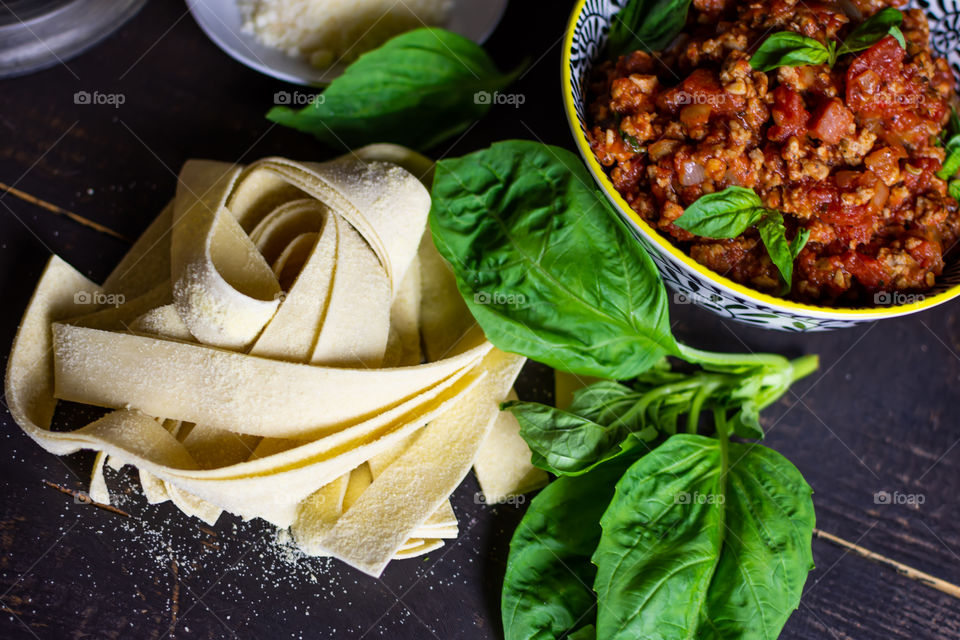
[{"xmin": 588, "ymin": 0, "xmax": 959, "ymax": 304}]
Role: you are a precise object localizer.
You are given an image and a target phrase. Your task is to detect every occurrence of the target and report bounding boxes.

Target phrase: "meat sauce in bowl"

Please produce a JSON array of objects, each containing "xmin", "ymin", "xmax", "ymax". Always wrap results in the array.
[{"xmin": 587, "ymin": 0, "xmax": 959, "ymax": 304}]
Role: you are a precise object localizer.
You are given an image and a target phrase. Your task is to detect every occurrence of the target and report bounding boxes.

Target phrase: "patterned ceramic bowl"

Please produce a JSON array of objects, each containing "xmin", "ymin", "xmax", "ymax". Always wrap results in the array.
[{"xmin": 562, "ymin": 0, "xmax": 960, "ymax": 331}]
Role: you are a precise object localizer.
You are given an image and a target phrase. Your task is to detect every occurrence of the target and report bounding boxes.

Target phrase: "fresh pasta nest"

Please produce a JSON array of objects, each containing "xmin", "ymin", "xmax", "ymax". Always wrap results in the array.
[{"xmin": 4, "ymin": 145, "xmax": 545, "ymax": 577}]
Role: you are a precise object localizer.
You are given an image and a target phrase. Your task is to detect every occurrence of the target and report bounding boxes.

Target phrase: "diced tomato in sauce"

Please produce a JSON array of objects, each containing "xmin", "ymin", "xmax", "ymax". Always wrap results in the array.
[
  {"xmin": 846, "ymin": 36, "xmax": 905, "ymax": 110},
  {"xmin": 659, "ymin": 69, "xmax": 742, "ymax": 117},
  {"xmin": 846, "ymin": 35, "xmax": 940, "ymax": 147},
  {"xmin": 809, "ymin": 99, "xmax": 854, "ymax": 144},
  {"xmin": 768, "ymin": 87, "xmax": 809, "ymax": 142},
  {"xmin": 843, "ymin": 252, "xmax": 888, "ymax": 289}
]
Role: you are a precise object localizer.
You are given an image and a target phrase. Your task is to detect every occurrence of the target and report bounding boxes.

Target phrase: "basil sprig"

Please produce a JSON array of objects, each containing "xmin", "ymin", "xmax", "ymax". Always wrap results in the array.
[
  {"xmin": 502, "ymin": 360, "xmax": 818, "ymax": 640},
  {"xmin": 673, "ymin": 186, "xmax": 809, "ymax": 293},
  {"xmin": 267, "ymin": 28, "xmax": 520, "ymax": 151},
  {"xmin": 938, "ymin": 108, "xmax": 960, "ymax": 189},
  {"xmin": 430, "ymin": 140, "xmax": 819, "ymax": 640},
  {"xmin": 608, "ymin": 0, "xmax": 693, "ymax": 57},
  {"xmin": 750, "ymin": 8, "xmax": 904, "ymax": 71}
]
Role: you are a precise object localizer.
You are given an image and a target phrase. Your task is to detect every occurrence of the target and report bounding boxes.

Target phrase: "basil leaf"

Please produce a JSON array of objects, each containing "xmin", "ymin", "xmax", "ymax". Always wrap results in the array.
[
  {"xmin": 506, "ymin": 399, "xmax": 656, "ymax": 477},
  {"xmin": 938, "ymin": 139, "xmax": 960, "ymax": 180},
  {"xmin": 673, "ymin": 186, "xmax": 766, "ymax": 238},
  {"xmin": 567, "ymin": 626, "xmax": 595, "ymax": 640},
  {"xmin": 939, "ymin": 108, "xmax": 960, "ymax": 180},
  {"xmin": 730, "ymin": 400, "xmax": 763, "ymax": 439},
  {"xmin": 950, "ymin": 179, "xmax": 960, "ymax": 202},
  {"xmin": 502, "ymin": 457, "xmax": 637, "ymax": 640},
  {"xmin": 700, "ymin": 440, "xmax": 815, "ymax": 639},
  {"xmin": 568, "ymin": 380, "xmax": 639, "ymax": 417},
  {"xmin": 619, "ymin": 128, "xmax": 643, "ymax": 152},
  {"xmin": 430, "ymin": 140, "xmax": 679, "ymax": 379},
  {"xmin": 676, "ymin": 187, "xmax": 805, "ymax": 293},
  {"xmin": 790, "ymin": 227, "xmax": 812, "ymax": 259},
  {"xmin": 837, "ymin": 7, "xmax": 904, "ymax": 55},
  {"xmin": 567, "ymin": 378, "xmax": 674, "ymax": 431},
  {"xmin": 758, "ymin": 211, "xmax": 805, "ymax": 293},
  {"xmin": 749, "ymin": 32, "xmax": 832, "ymax": 71},
  {"xmin": 752, "ymin": 9, "xmax": 904, "ymax": 70},
  {"xmin": 593, "ymin": 436, "xmax": 723, "ymax": 638},
  {"xmin": 508, "ymin": 381, "xmax": 658, "ymax": 477},
  {"xmin": 608, "ymin": 0, "xmax": 692, "ymax": 57},
  {"xmin": 592, "ymin": 434, "xmax": 815, "ymax": 640},
  {"xmin": 889, "ymin": 25, "xmax": 907, "ymax": 49},
  {"xmin": 266, "ymin": 29, "xmax": 518, "ymax": 151}
]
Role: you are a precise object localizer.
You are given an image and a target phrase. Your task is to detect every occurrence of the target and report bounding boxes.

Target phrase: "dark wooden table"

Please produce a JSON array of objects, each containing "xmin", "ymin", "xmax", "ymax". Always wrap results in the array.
[{"xmin": 1, "ymin": 2, "xmax": 959, "ymax": 638}]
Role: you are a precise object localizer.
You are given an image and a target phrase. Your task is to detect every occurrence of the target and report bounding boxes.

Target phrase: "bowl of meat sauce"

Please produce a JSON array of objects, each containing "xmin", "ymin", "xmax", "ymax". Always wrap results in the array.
[{"xmin": 563, "ymin": 0, "xmax": 960, "ymax": 330}]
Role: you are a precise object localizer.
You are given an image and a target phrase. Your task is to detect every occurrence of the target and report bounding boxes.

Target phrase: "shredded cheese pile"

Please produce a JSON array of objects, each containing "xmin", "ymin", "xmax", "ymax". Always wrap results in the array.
[{"xmin": 240, "ymin": 0, "xmax": 453, "ymax": 67}]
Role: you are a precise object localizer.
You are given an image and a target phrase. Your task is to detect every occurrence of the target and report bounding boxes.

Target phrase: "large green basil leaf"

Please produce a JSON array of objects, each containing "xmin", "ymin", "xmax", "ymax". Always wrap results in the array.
[
  {"xmin": 592, "ymin": 435, "xmax": 724, "ymax": 637},
  {"xmin": 430, "ymin": 140, "xmax": 679, "ymax": 379},
  {"xmin": 608, "ymin": 0, "xmax": 692, "ymax": 57},
  {"xmin": 266, "ymin": 28, "xmax": 518, "ymax": 151},
  {"xmin": 699, "ymin": 442, "xmax": 816, "ymax": 639},
  {"xmin": 502, "ymin": 457, "xmax": 636, "ymax": 640},
  {"xmin": 837, "ymin": 7, "xmax": 904, "ymax": 56},
  {"xmin": 673, "ymin": 186, "xmax": 766, "ymax": 238},
  {"xmin": 593, "ymin": 434, "xmax": 815, "ymax": 640},
  {"xmin": 749, "ymin": 32, "xmax": 832, "ymax": 72}
]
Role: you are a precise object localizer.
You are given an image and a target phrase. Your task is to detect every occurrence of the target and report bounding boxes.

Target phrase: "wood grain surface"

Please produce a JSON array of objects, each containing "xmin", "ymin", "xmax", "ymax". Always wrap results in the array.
[{"xmin": 0, "ymin": 1, "xmax": 958, "ymax": 638}]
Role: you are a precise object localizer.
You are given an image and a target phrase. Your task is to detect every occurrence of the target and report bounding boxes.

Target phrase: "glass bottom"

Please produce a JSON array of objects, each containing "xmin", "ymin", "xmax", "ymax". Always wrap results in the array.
[{"xmin": 0, "ymin": 0, "xmax": 148, "ymax": 79}]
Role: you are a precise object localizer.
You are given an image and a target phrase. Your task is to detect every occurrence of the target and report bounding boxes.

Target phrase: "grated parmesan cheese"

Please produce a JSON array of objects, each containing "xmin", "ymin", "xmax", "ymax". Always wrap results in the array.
[{"xmin": 239, "ymin": 0, "xmax": 453, "ymax": 68}]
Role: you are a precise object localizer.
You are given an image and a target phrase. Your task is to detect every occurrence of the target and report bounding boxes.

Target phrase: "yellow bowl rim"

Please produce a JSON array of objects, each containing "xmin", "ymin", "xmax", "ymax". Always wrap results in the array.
[{"xmin": 560, "ymin": 0, "xmax": 960, "ymax": 320}]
